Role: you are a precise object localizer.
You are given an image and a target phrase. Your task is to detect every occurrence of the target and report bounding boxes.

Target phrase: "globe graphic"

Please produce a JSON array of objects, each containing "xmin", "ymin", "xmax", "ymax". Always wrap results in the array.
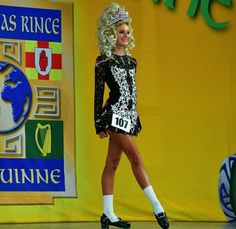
[
  {"xmin": 0, "ymin": 61, "xmax": 32, "ymax": 133},
  {"xmin": 219, "ymin": 154, "xmax": 236, "ymax": 221}
]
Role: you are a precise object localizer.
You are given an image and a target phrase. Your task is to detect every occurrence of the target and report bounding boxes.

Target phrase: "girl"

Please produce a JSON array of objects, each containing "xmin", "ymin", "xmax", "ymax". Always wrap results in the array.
[{"xmin": 94, "ymin": 3, "xmax": 169, "ymax": 229}]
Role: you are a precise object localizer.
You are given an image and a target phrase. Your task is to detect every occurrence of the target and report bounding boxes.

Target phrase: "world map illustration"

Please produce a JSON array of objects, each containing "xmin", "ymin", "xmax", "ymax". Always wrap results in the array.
[{"xmin": 0, "ymin": 61, "xmax": 32, "ymax": 133}]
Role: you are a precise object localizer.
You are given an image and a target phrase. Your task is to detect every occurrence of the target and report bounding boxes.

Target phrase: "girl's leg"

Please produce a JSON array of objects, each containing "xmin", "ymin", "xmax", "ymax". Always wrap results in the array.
[
  {"xmin": 106, "ymin": 131, "xmax": 165, "ymax": 214},
  {"xmin": 107, "ymin": 131, "xmax": 150, "ymax": 189},
  {"xmin": 102, "ymin": 137, "xmax": 122, "ymax": 195},
  {"xmin": 101, "ymin": 137, "xmax": 122, "ymax": 222},
  {"xmin": 106, "ymin": 131, "xmax": 169, "ymax": 229}
]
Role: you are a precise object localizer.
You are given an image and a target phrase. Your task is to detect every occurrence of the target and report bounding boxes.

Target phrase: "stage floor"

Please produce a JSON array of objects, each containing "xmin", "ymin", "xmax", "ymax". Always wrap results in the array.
[{"xmin": 0, "ymin": 222, "xmax": 235, "ymax": 229}]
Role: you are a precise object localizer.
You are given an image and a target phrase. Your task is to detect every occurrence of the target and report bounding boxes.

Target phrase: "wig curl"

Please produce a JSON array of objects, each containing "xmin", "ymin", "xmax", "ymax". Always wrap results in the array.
[{"xmin": 97, "ymin": 2, "xmax": 135, "ymax": 57}]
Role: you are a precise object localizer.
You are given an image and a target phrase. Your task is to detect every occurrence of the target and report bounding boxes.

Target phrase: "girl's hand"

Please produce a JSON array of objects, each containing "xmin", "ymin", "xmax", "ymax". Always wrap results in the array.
[{"xmin": 98, "ymin": 130, "xmax": 108, "ymax": 139}]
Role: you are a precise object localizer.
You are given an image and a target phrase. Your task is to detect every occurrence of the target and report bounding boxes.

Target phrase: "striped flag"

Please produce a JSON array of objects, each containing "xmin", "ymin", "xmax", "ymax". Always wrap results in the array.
[{"xmin": 25, "ymin": 41, "xmax": 62, "ymax": 80}]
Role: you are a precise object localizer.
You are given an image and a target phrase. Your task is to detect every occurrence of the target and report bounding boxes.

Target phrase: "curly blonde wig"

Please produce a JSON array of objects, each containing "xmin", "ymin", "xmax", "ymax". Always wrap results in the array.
[{"xmin": 97, "ymin": 2, "xmax": 135, "ymax": 57}]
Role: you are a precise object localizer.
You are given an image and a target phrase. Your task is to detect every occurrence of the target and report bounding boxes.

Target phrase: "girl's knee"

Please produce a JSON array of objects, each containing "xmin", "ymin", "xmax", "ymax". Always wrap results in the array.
[
  {"xmin": 105, "ymin": 157, "xmax": 121, "ymax": 171},
  {"xmin": 112, "ymin": 158, "xmax": 121, "ymax": 170},
  {"xmin": 126, "ymin": 150, "xmax": 142, "ymax": 166},
  {"xmin": 133, "ymin": 153, "xmax": 142, "ymax": 166}
]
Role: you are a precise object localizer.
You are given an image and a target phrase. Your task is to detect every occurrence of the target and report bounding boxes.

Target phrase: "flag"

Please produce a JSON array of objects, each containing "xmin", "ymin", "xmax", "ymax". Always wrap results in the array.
[{"xmin": 25, "ymin": 41, "xmax": 62, "ymax": 80}]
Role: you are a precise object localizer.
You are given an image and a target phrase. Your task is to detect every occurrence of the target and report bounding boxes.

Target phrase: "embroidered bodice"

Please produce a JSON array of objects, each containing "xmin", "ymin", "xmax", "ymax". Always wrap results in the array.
[{"xmin": 94, "ymin": 54, "xmax": 141, "ymax": 135}]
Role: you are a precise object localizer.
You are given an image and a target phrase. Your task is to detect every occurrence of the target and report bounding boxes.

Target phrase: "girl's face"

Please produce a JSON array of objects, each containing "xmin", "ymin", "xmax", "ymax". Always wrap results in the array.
[{"xmin": 115, "ymin": 23, "xmax": 130, "ymax": 49}]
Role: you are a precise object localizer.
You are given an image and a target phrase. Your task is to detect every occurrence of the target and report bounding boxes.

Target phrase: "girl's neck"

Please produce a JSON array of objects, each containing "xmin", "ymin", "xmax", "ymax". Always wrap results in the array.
[{"xmin": 112, "ymin": 47, "xmax": 125, "ymax": 56}]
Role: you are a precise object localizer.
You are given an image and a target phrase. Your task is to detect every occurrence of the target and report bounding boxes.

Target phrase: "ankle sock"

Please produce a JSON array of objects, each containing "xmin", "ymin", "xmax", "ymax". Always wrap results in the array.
[
  {"xmin": 103, "ymin": 195, "xmax": 119, "ymax": 223},
  {"xmin": 143, "ymin": 185, "xmax": 164, "ymax": 215}
]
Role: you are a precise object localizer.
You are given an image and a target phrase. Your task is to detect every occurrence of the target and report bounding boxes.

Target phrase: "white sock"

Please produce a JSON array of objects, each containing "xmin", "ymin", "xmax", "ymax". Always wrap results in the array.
[
  {"xmin": 143, "ymin": 185, "xmax": 164, "ymax": 215},
  {"xmin": 103, "ymin": 195, "xmax": 119, "ymax": 223}
]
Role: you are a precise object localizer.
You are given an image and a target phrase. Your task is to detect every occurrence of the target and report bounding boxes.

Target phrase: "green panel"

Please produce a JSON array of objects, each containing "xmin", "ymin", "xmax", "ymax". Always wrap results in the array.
[{"xmin": 25, "ymin": 120, "xmax": 64, "ymax": 159}]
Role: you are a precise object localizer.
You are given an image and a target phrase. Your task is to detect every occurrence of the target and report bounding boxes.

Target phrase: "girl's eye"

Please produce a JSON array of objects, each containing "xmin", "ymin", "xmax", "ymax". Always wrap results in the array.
[{"xmin": 119, "ymin": 30, "xmax": 130, "ymax": 35}]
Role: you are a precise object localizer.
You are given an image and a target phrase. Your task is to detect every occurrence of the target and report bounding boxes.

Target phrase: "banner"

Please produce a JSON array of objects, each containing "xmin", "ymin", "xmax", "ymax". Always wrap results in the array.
[{"xmin": 0, "ymin": 3, "xmax": 75, "ymax": 204}]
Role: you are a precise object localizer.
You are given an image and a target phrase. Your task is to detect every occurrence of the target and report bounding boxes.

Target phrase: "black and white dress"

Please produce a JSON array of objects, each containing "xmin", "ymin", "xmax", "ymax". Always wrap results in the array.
[{"xmin": 94, "ymin": 54, "xmax": 142, "ymax": 136}]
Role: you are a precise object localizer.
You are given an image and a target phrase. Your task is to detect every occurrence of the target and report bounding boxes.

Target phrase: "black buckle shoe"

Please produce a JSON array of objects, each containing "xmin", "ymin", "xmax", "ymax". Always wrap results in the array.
[
  {"xmin": 154, "ymin": 212, "xmax": 169, "ymax": 229},
  {"xmin": 100, "ymin": 213, "xmax": 131, "ymax": 229}
]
